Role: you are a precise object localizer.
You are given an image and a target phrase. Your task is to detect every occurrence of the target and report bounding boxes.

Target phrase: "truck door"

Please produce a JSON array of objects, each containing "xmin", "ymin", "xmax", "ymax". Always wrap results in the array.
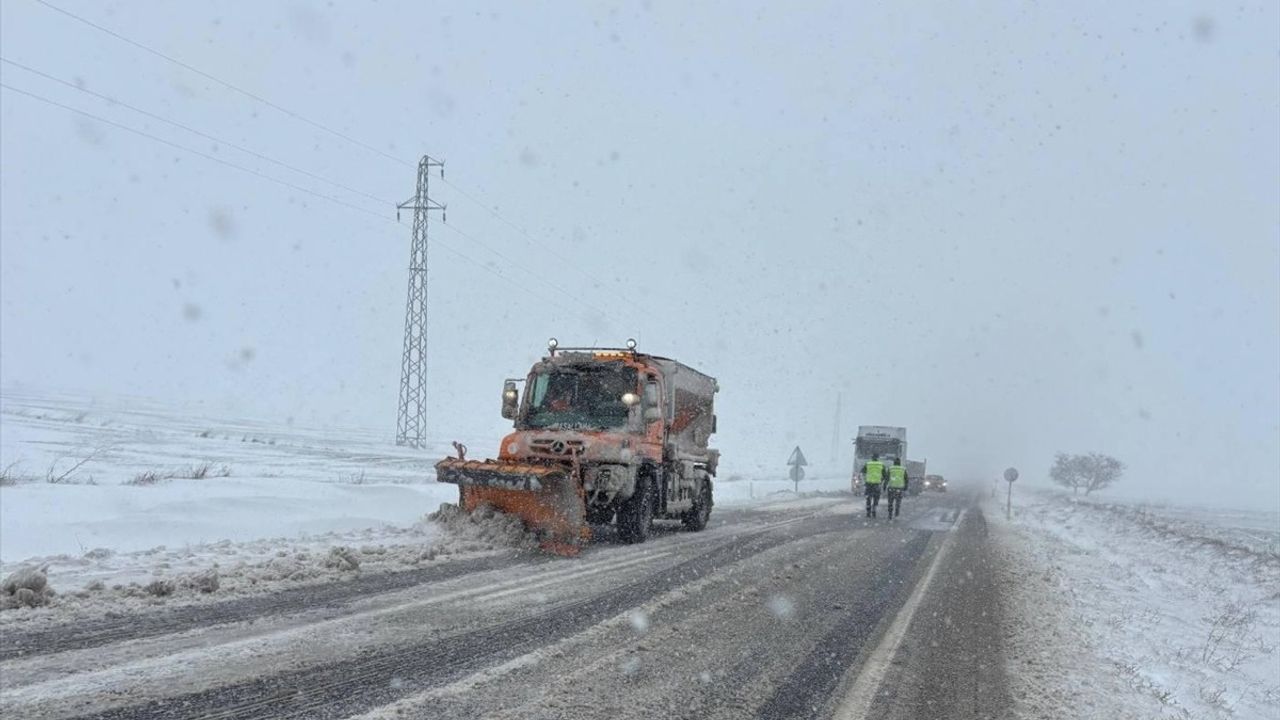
[{"xmin": 641, "ymin": 375, "xmax": 665, "ymax": 457}]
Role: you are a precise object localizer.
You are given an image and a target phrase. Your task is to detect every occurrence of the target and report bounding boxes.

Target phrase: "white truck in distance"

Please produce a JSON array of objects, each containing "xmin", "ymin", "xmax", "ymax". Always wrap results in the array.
[
  {"xmin": 906, "ymin": 459, "xmax": 927, "ymax": 496},
  {"xmin": 851, "ymin": 425, "xmax": 907, "ymax": 496}
]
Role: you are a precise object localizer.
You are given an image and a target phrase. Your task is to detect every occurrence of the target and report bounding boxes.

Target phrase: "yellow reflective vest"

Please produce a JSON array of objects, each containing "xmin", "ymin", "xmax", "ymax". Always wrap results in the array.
[
  {"xmin": 888, "ymin": 465, "xmax": 907, "ymax": 489},
  {"xmin": 864, "ymin": 461, "xmax": 885, "ymax": 485}
]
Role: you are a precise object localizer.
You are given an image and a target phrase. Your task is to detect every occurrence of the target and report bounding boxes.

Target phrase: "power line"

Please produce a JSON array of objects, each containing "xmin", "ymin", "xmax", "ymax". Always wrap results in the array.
[
  {"xmin": 31, "ymin": 0, "xmax": 630, "ymax": 324},
  {"xmin": 331, "ymin": 218, "xmax": 582, "ymax": 317},
  {"xmin": 33, "ymin": 0, "xmax": 412, "ymax": 169},
  {"xmin": 438, "ymin": 177, "xmax": 633, "ymax": 310},
  {"xmin": 442, "ymin": 177, "xmax": 641, "ymax": 323},
  {"xmin": 0, "ymin": 57, "xmax": 395, "ymax": 207},
  {"xmin": 0, "ymin": 81, "xmax": 594, "ymax": 319},
  {"xmin": 431, "ymin": 229, "xmax": 580, "ymax": 315},
  {"xmin": 2, "ymin": 57, "xmax": 609, "ymax": 316},
  {"xmin": 1, "ymin": 82, "xmax": 390, "ymax": 220},
  {"xmin": 434, "ymin": 217, "xmax": 614, "ymax": 321},
  {"xmin": 439, "ymin": 177, "xmax": 579, "ymax": 268}
]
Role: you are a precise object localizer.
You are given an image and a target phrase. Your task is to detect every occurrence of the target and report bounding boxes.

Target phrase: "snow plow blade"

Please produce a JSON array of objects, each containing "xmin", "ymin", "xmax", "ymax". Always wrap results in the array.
[{"xmin": 435, "ymin": 458, "xmax": 589, "ymax": 556}]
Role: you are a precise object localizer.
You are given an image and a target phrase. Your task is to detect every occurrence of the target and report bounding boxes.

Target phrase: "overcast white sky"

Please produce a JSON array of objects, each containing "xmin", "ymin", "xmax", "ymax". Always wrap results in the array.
[{"xmin": 2, "ymin": 1, "xmax": 1277, "ymax": 507}]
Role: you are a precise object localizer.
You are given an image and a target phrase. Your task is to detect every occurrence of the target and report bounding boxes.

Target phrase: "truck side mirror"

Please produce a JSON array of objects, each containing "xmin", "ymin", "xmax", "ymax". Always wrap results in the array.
[{"xmin": 501, "ymin": 381, "xmax": 519, "ymax": 420}]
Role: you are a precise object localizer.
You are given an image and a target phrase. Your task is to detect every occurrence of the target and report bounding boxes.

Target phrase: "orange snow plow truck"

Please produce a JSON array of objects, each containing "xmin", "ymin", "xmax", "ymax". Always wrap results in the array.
[{"xmin": 435, "ymin": 339, "xmax": 719, "ymax": 556}]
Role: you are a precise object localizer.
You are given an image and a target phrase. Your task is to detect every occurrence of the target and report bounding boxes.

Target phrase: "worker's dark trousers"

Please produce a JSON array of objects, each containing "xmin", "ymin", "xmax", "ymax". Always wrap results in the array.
[
  {"xmin": 886, "ymin": 488, "xmax": 904, "ymax": 518},
  {"xmin": 865, "ymin": 484, "xmax": 882, "ymax": 516}
]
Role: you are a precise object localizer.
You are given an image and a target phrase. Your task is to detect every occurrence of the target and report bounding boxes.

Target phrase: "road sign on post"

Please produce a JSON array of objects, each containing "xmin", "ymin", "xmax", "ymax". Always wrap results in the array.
[
  {"xmin": 1004, "ymin": 467, "xmax": 1019, "ymax": 519},
  {"xmin": 788, "ymin": 446, "xmax": 808, "ymax": 494}
]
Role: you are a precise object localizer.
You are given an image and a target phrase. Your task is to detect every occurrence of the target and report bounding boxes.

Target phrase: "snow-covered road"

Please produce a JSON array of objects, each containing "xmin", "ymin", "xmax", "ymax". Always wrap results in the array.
[{"xmin": 1, "ymin": 492, "xmax": 999, "ymax": 720}]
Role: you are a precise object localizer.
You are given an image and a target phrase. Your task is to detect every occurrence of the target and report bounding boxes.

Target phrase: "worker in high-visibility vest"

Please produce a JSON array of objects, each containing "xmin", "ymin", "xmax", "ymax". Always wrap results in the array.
[
  {"xmin": 886, "ymin": 457, "xmax": 909, "ymax": 519},
  {"xmin": 860, "ymin": 454, "xmax": 885, "ymax": 518}
]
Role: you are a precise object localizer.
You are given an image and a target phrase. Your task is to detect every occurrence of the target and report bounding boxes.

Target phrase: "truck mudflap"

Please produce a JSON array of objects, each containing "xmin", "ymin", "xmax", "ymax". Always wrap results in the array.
[{"xmin": 435, "ymin": 458, "xmax": 590, "ymax": 556}]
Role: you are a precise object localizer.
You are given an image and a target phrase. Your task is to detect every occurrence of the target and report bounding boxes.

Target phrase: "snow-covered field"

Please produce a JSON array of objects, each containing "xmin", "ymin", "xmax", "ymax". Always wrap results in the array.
[
  {"xmin": 0, "ymin": 391, "xmax": 838, "ymax": 623},
  {"xmin": 0, "ymin": 391, "xmax": 462, "ymax": 556},
  {"xmin": 0, "ymin": 391, "xmax": 543, "ymax": 623},
  {"xmin": 990, "ymin": 485, "xmax": 1280, "ymax": 720}
]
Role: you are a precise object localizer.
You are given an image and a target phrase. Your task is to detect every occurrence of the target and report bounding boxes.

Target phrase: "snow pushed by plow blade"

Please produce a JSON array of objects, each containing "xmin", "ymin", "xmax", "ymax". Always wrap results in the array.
[{"xmin": 427, "ymin": 502, "xmax": 539, "ymax": 553}]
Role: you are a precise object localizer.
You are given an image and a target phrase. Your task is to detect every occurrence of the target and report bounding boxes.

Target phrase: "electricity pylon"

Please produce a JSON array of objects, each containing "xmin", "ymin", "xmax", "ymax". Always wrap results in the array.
[{"xmin": 395, "ymin": 155, "xmax": 444, "ymax": 448}]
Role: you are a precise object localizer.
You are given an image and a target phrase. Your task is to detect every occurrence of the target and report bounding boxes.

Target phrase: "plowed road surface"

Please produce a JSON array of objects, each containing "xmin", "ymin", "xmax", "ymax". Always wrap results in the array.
[{"xmin": 1, "ymin": 491, "xmax": 1007, "ymax": 719}]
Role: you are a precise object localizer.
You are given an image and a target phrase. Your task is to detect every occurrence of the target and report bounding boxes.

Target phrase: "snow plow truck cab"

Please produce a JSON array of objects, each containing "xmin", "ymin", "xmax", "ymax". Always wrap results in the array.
[{"xmin": 435, "ymin": 339, "xmax": 719, "ymax": 555}]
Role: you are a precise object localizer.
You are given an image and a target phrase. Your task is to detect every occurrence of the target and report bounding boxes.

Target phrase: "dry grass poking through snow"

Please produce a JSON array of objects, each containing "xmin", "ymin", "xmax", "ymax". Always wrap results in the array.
[{"xmin": 125, "ymin": 462, "xmax": 232, "ymax": 486}]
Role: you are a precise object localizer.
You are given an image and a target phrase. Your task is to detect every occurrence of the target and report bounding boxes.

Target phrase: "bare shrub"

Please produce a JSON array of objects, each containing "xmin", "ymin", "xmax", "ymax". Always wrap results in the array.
[
  {"xmin": 1198, "ymin": 685, "xmax": 1228, "ymax": 709},
  {"xmin": 0, "ymin": 461, "xmax": 34, "ymax": 486},
  {"xmin": 1200, "ymin": 600, "xmax": 1260, "ymax": 671},
  {"xmin": 186, "ymin": 462, "xmax": 230, "ymax": 479},
  {"xmin": 45, "ymin": 445, "xmax": 109, "ymax": 484}
]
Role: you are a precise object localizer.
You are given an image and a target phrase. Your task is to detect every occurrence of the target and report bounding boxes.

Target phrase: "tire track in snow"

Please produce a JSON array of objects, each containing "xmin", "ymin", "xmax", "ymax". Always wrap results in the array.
[
  {"xmin": 754, "ymin": 531, "xmax": 933, "ymax": 720},
  {"xmin": 67, "ymin": 514, "xmax": 848, "ymax": 720},
  {"xmin": 1, "ymin": 506, "xmax": 813, "ymax": 664}
]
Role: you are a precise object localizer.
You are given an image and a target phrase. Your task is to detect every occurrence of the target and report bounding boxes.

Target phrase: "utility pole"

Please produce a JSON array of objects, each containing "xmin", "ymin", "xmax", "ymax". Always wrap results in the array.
[{"xmin": 395, "ymin": 155, "xmax": 445, "ymax": 448}]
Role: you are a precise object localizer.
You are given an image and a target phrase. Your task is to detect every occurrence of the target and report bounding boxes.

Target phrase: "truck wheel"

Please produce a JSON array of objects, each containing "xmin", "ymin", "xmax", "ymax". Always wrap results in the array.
[
  {"xmin": 617, "ymin": 475, "xmax": 654, "ymax": 544},
  {"xmin": 586, "ymin": 506, "xmax": 614, "ymax": 525},
  {"xmin": 682, "ymin": 480, "xmax": 712, "ymax": 531}
]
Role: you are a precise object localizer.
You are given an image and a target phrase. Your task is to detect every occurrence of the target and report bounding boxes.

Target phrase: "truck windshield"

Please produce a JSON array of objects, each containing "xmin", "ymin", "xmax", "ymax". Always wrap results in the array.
[
  {"xmin": 857, "ymin": 439, "xmax": 902, "ymax": 458},
  {"xmin": 522, "ymin": 365, "xmax": 637, "ymax": 430}
]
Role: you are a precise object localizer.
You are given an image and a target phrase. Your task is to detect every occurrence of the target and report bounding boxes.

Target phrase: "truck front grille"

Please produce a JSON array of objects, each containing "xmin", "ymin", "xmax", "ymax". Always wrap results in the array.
[{"xmin": 530, "ymin": 438, "xmax": 585, "ymax": 456}]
